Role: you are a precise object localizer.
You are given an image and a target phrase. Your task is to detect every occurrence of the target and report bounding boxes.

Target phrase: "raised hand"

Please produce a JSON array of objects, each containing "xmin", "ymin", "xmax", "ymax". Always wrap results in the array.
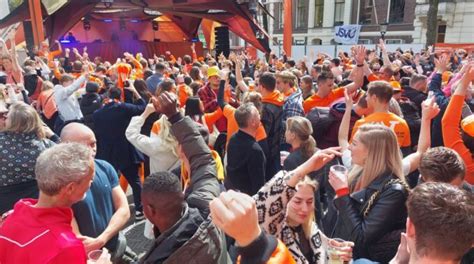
[
  {"xmin": 434, "ymin": 54, "xmax": 451, "ymax": 73},
  {"xmin": 421, "ymin": 95, "xmax": 440, "ymax": 121},
  {"xmin": 210, "ymin": 190, "xmax": 261, "ymax": 247},
  {"xmin": 344, "ymin": 89, "xmax": 354, "ymax": 110},
  {"xmin": 152, "ymin": 91, "xmax": 179, "ymax": 118},
  {"xmin": 378, "ymin": 38, "xmax": 386, "ymax": 51},
  {"xmin": 354, "ymin": 45, "xmax": 367, "ymax": 65}
]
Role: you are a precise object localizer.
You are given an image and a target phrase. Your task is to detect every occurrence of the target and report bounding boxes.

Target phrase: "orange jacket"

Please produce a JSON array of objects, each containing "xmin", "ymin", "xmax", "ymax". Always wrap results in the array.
[
  {"xmin": 442, "ymin": 94, "xmax": 474, "ymax": 184},
  {"xmin": 262, "ymin": 90, "xmax": 284, "ymax": 107},
  {"xmin": 237, "ymin": 238, "xmax": 296, "ymax": 264}
]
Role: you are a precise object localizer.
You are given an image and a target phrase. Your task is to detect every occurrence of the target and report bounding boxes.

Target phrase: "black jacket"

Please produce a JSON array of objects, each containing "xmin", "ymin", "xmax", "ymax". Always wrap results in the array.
[
  {"xmin": 402, "ymin": 86, "xmax": 427, "ymax": 110},
  {"xmin": 334, "ymin": 172, "xmax": 408, "ymax": 263},
  {"xmin": 142, "ymin": 115, "xmax": 228, "ymax": 263},
  {"xmin": 80, "ymin": 93, "xmax": 103, "ymax": 130},
  {"xmin": 225, "ymin": 130, "xmax": 266, "ymax": 195},
  {"xmin": 261, "ymin": 102, "xmax": 283, "ymax": 180}
]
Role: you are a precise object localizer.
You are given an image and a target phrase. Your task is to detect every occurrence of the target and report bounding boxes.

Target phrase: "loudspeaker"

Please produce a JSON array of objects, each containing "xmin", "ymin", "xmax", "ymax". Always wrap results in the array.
[
  {"xmin": 119, "ymin": 19, "xmax": 126, "ymax": 31},
  {"xmin": 23, "ymin": 21, "xmax": 35, "ymax": 52},
  {"xmin": 215, "ymin": 26, "xmax": 230, "ymax": 57},
  {"xmin": 83, "ymin": 19, "xmax": 91, "ymax": 31},
  {"xmin": 152, "ymin": 20, "xmax": 159, "ymax": 31}
]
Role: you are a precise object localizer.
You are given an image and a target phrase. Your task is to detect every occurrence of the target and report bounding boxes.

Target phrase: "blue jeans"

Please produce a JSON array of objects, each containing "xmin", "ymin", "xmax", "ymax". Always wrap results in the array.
[{"xmin": 353, "ymin": 259, "xmax": 380, "ymax": 264}]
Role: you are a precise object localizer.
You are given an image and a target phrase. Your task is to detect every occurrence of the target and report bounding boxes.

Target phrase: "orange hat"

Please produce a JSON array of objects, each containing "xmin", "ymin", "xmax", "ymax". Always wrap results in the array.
[
  {"xmin": 461, "ymin": 115, "xmax": 474, "ymax": 137},
  {"xmin": 390, "ymin": 81, "xmax": 402, "ymax": 92},
  {"xmin": 442, "ymin": 71, "xmax": 453, "ymax": 85}
]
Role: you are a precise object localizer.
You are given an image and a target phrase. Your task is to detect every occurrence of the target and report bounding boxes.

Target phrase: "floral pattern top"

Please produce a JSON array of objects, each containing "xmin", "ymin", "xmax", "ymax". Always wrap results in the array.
[
  {"xmin": 253, "ymin": 171, "xmax": 328, "ymax": 264},
  {"xmin": 0, "ymin": 132, "xmax": 54, "ymax": 187}
]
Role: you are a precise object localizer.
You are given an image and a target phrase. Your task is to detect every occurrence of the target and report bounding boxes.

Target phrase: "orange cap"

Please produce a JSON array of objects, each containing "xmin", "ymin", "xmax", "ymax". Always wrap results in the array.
[
  {"xmin": 461, "ymin": 115, "xmax": 474, "ymax": 137},
  {"xmin": 390, "ymin": 81, "xmax": 402, "ymax": 92}
]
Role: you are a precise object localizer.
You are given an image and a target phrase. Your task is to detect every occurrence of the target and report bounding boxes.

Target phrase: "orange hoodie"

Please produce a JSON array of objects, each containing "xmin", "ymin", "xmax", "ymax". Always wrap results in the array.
[
  {"xmin": 262, "ymin": 90, "xmax": 284, "ymax": 107},
  {"xmin": 442, "ymin": 94, "xmax": 474, "ymax": 184},
  {"xmin": 223, "ymin": 105, "xmax": 267, "ymax": 146}
]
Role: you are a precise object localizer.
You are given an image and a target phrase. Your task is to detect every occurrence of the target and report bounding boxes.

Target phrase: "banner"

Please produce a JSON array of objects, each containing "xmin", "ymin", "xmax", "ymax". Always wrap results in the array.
[
  {"xmin": 283, "ymin": 0, "xmax": 292, "ymax": 56},
  {"xmin": 334, "ymin": 24, "xmax": 361, "ymax": 45}
]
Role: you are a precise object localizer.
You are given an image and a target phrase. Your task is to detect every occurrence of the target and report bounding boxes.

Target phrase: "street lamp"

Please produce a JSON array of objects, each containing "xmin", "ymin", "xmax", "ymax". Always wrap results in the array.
[{"xmin": 380, "ymin": 22, "xmax": 388, "ymax": 41}]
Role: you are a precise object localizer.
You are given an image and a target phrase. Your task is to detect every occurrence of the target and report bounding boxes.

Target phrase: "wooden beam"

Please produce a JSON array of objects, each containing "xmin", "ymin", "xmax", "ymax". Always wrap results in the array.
[{"xmin": 28, "ymin": 0, "xmax": 44, "ymax": 46}]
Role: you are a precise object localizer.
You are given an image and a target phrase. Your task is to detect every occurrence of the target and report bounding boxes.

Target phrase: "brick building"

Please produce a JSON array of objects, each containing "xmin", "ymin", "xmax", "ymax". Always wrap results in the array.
[{"xmin": 266, "ymin": 0, "xmax": 417, "ymax": 46}]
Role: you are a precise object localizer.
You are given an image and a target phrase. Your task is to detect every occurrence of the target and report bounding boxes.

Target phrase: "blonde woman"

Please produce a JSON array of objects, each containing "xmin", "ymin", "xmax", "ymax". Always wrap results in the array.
[
  {"xmin": 36, "ymin": 80, "xmax": 58, "ymax": 130},
  {"xmin": 0, "ymin": 102, "xmax": 55, "ymax": 214},
  {"xmin": 329, "ymin": 124, "xmax": 410, "ymax": 263},
  {"xmin": 283, "ymin": 116, "xmax": 317, "ymax": 170},
  {"xmin": 254, "ymin": 147, "xmax": 354, "ymax": 264},
  {"xmin": 125, "ymin": 104, "xmax": 180, "ymax": 174}
]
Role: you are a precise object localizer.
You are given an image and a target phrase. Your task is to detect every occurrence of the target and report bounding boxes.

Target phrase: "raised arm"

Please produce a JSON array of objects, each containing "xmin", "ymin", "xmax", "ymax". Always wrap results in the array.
[
  {"xmin": 8, "ymin": 31, "xmax": 23, "ymax": 79},
  {"xmin": 378, "ymin": 39, "xmax": 391, "ymax": 67},
  {"xmin": 442, "ymin": 63, "xmax": 474, "ymax": 184},
  {"xmin": 403, "ymin": 95, "xmax": 439, "ymax": 174},
  {"xmin": 153, "ymin": 92, "xmax": 220, "ymax": 213},
  {"xmin": 338, "ymin": 90, "xmax": 353, "ymax": 152},
  {"xmin": 231, "ymin": 54, "xmax": 249, "ymax": 93},
  {"xmin": 344, "ymin": 45, "xmax": 365, "ymax": 94}
]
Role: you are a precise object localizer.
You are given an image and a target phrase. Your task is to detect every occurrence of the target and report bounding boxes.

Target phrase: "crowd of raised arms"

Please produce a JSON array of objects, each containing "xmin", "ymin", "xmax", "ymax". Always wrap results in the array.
[{"xmin": 0, "ymin": 27, "xmax": 473, "ymax": 264}]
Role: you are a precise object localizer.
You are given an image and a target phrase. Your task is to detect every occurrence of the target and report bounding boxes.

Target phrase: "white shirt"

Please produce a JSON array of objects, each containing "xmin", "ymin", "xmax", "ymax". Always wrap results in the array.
[{"xmin": 54, "ymin": 75, "xmax": 86, "ymax": 121}]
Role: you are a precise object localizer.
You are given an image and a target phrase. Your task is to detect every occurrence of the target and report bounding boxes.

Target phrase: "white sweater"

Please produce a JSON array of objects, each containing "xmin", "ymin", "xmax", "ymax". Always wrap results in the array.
[{"xmin": 126, "ymin": 115, "xmax": 180, "ymax": 173}]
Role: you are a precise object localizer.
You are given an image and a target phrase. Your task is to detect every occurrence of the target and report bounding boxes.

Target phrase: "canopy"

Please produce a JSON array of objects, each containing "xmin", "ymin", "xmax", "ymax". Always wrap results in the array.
[{"xmin": 0, "ymin": 0, "xmax": 270, "ymax": 52}]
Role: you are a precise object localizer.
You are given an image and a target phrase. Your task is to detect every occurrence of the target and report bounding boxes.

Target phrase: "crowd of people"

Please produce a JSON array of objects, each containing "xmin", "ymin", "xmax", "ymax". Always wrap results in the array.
[{"xmin": 0, "ymin": 27, "xmax": 473, "ymax": 264}]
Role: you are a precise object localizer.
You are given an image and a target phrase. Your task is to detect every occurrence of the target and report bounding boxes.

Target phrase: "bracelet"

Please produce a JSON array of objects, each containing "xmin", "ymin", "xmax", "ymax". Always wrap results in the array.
[
  {"xmin": 336, "ymin": 187, "xmax": 350, "ymax": 197},
  {"xmin": 357, "ymin": 64, "xmax": 364, "ymax": 67}
]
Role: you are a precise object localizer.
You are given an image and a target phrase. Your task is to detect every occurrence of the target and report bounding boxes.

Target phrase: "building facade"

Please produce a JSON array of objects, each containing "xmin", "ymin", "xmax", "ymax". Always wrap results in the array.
[
  {"xmin": 413, "ymin": 0, "xmax": 474, "ymax": 44},
  {"xmin": 266, "ymin": 0, "xmax": 416, "ymax": 46},
  {"xmin": 265, "ymin": 0, "xmax": 473, "ymax": 48}
]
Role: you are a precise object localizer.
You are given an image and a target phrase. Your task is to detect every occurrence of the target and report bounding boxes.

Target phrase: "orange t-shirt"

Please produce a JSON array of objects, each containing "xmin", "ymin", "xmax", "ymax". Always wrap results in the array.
[
  {"xmin": 442, "ymin": 94, "xmax": 474, "ymax": 184},
  {"xmin": 223, "ymin": 105, "xmax": 267, "ymax": 146},
  {"xmin": 37, "ymin": 90, "xmax": 57, "ymax": 119},
  {"xmin": 351, "ymin": 112, "xmax": 411, "ymax": 147},
  {"xmin": 177, "ymin": 84, "xmax": 193, "ymax": 108},
  {"xmin": 303, "ymin": 87, "xmax": 345, "ymax": 113}
]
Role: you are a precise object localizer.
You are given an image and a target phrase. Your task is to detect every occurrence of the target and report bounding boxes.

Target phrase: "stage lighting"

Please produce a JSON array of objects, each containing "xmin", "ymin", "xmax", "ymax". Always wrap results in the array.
[
  {"xmin": 83, "ymin": 17, "xmax": 91, "ymax": 31},
  {"xmin": 152, "ymin": 20, "xmax": 159, "ymax": 31},
  {"xmin": 101, "ymin": 0, "xmax": 114, "ymax": 8}
]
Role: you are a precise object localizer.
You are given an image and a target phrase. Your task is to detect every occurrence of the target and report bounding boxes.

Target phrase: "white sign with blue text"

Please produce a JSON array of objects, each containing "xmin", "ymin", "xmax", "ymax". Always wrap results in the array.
[{"xmin": 334, "ymin": 25, "xmax": 362, "ymax": 45}]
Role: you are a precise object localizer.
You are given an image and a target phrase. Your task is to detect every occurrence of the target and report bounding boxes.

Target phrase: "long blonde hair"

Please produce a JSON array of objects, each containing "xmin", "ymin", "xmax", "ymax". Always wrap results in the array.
[
  {"xmin": 286, "ymin": 116, "xmax": 316, "ymax": 159},
  {"xmin": 3, "ymin": 102, "xmax": 45, "ymax": 138},
  {"xmin": 156, "ymin": 115, "xmax": 179, "ymax": 158},
  {"xmin": 349, "ymin": 124, "xmax": 404, "ymax": 192},
  {"xmin": 294, "ymin": 176, "xmax": 319, "ymax": 240}
]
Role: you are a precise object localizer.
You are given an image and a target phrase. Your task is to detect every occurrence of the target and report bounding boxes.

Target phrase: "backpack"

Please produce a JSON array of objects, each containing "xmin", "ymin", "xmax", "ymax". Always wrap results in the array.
[{"xmin": 306, "ymin": 107, "xmax": 334, "ymax": 143}]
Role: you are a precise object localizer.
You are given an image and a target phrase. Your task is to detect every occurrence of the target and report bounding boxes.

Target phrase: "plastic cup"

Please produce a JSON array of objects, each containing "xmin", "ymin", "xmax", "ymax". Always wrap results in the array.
[
  {"xmin": 330, "ymin": 165, "xmax": 348, "ymax": 178},
  {"xmin": 87, "ymin": 250, "xmax": 103, "ymax": 262},
  {"xmin": 327, "ymin": 238, "xmax": 348, "ymax": 264}
]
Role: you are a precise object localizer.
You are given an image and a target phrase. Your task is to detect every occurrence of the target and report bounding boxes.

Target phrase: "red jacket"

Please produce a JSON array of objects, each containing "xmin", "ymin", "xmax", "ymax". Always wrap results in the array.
[{"xmin": 0, "ymin": 199, "xmax": 86, "ymax": 264}]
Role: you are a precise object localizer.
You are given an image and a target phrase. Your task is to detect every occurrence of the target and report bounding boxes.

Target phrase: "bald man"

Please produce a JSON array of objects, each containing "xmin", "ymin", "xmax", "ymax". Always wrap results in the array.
[{"xmin": 61, "ymin": 123, "xmax": 136, "ymax": 262}]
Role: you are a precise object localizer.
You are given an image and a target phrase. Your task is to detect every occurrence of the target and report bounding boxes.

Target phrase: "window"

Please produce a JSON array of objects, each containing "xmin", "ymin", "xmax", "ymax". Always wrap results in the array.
[
  {"xmin": 274, "ymin": 2, "xmax": 283, "ymax": 30},
  {"xmin": 314, "ymin": 0, "xmax": 324, "ymax": 27},
  {"xmin": 358, "ymin": 39, "xmax": 371, "ymax": 44},
  {"xmin": 437, "ymin": 24, "xmax": 447, "ymax": 43},
  {"xmin": 311, "ymin": 38, "xmax": 322, "ymax": 45},
  {"xmin": 334, "ymin": 0, "xmax": 345, "ymax": 25},
  {"xmin": 385, "ymin": 39, "xmax": 403, "ymax": 44},
  {"xmin": 389, "ymin": 0, "xmax": 405, "ymax": 23},
  {"xmin": 359, "ymin": 0, "xmax": 373, "ymax": 25},
  {"xmin": 295, "ymin": 0, "xmax": 308, "ymax": 29}
]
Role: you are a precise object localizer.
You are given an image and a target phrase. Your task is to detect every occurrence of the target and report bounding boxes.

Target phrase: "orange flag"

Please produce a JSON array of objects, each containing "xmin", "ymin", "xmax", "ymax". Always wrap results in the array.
[{"xmin": 283, "ymin": 0, "xmax": 292, "ymax": 57}]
